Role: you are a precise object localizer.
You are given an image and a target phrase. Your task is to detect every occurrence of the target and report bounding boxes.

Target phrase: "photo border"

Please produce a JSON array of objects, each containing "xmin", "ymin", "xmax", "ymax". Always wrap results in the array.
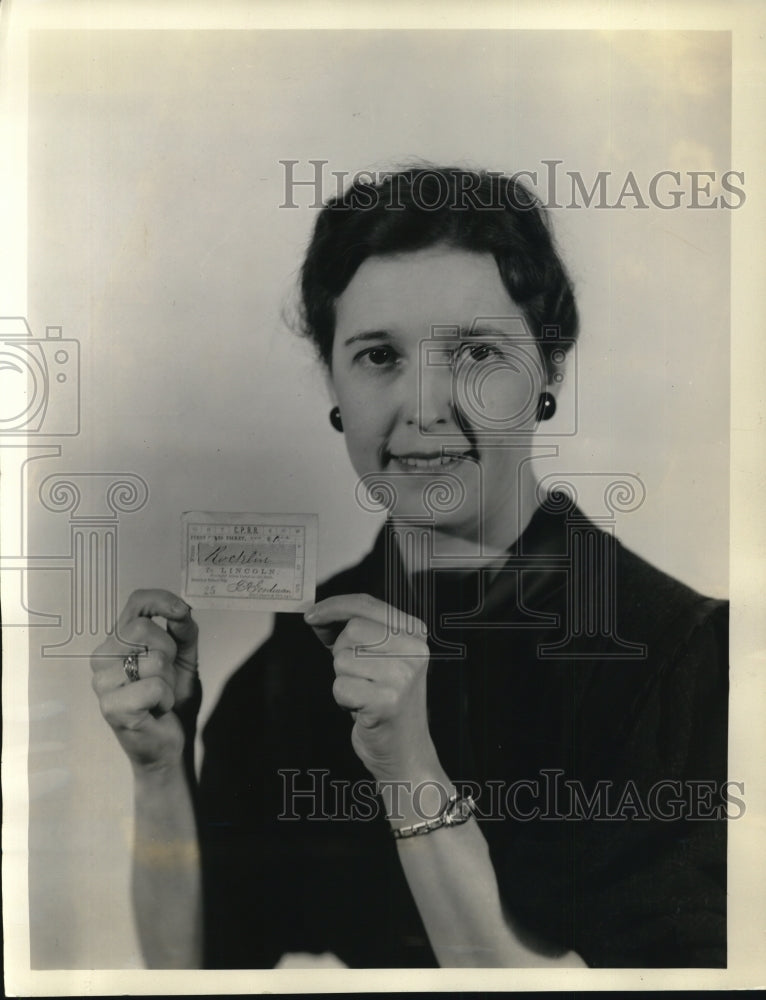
[{"xmin": 2, "ymin": 0, "xmax": 764, "ymax": 994}]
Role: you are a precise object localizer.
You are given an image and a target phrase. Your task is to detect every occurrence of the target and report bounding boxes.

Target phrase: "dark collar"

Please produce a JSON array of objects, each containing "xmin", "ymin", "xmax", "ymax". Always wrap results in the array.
[{"xmin": 355, "ymin": 500, "xmax": 586, "ymax": 627}]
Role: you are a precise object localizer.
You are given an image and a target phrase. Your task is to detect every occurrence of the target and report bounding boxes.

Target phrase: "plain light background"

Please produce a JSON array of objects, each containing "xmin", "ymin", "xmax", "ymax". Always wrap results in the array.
[{"xmin": 23, "ymin": 29, "xmax": 731, "ymax": 968}]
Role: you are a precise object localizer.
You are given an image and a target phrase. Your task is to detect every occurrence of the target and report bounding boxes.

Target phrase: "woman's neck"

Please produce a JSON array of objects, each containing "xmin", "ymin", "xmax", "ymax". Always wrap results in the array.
[{"xmin": 392, "ymin": 475, "xmax": 540, "ymax": 578}]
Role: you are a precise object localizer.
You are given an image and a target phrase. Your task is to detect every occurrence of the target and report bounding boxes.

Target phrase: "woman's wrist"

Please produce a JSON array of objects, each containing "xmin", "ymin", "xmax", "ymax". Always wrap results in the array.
[
  {"xmin": 132, "ymin": 755, "xmax": 189, "ymax": 792},
  {"xmin": 377, "ymin": 759, "xmax": 453, "ymax": 830},
  {"xmin": 132, "ymin": 759, "xmax": 198, "ymax": 850}
]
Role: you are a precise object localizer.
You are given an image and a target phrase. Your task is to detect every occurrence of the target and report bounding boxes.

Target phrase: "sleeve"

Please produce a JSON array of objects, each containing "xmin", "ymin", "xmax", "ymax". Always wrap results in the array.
[
  {"xmin": 195, "ymin": 612, "xmax": 374, "ymax": 969},
  {"xmin": 492, "ymin": 599, "xmax": 729, "ymax": 968},
  {"xmin": 576, "ymin": 599, "xmax": 729, "ymax": 967},
  {"xmin": 197, "ymin": 615, "xmax": 342, "ymax": 969},
  {"xmin": 196, "ymin": 624, "xmax": 285, "ymax": 969}
]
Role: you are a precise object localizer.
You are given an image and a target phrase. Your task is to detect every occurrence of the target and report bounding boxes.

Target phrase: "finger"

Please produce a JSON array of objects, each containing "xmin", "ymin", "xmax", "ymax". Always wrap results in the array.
[
  {"xmin": 332, "ymin": 675, "xmax": 375, "ymax": 713},
  {"xmin": 115, "ymin": 616, "xmax": 178, "ymax": 661},
  {"xmin": 166, "ymin": 603, "xmax": 198, "ymax": 652},
  {"xmin": 333, "ymin": 648, "xmax": 422, "ymax": 693},
  {"xmin": 91, "ymin": 633, "xmax": 130, "ymax": 673},
  {"xmin": 100, "ymin": 675, "xmax": 175, "ymax": 727},
  {"xmin": 305, "ymin": 594, "xmax": 425, "ymax": 648},
  {"xmin": 333, "ymin": 619, "xmax": 429, "ymax": 665},
  {"xmin": 333, "ymin": 644, "xmax": 378, "ymax": 681},
  {"xmin": 114, "ymin": 591, "xmax": 197, "ymax": 664},
  {"xmin": 307, "ymin": 619, "xmax": 347, "ymax": 649},
  {"xmin": 117, "ymin": 589, "xmax": 191, "ymax": 632},
  {"xmin": 307, "ymin": 593, "xmax": 393, "ymax": 628},
  {"xmin": 91, "ymin": 640, "xmax": 148, "ymax": 675},
  {"xmin": 91, "ymin": 620, "xmax": 176, "ymax": 676},
  {"xmin": 333, "ymin": 677, "xmax": 398, "ymax": 721},
  {"xmin": 92, "ymin": 648, "xmax": 175, "ymax": 697},
  {"xmin": 333, "ymin": 616, "xmax": 388, "ymax": 653}
]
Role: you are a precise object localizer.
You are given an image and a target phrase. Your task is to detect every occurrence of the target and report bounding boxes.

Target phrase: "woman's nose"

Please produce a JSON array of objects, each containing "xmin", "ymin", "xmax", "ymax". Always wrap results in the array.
[{"xmin": 402, "ymin": 354, "xmax": 454, "ymax": 430}]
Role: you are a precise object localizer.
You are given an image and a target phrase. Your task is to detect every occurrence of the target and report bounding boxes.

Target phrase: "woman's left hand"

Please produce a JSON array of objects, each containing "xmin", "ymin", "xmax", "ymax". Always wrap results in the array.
[{"xmin": 305, "ymin": 593, "xmax": 437, "ymax": 783}]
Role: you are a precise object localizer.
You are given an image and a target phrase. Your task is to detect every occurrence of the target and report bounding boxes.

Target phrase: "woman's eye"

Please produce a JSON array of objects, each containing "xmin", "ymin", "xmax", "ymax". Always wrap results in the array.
[
  {"xmin": 358, "ymin": 346, "xmax": 398, "ymax": 368},
  {"xmin": 459, "ymin": 342, "xmax": 497, "ymax": 363},
  {"xmin": 469, "ymin": 343, "xmax": 493, "ymax": 361}
]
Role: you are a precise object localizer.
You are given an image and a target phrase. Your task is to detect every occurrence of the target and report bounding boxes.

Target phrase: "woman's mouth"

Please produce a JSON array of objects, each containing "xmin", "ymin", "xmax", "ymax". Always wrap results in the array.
[{"xmin": 387, "ymin": 449, "xmax": 477, "ymax": 471}]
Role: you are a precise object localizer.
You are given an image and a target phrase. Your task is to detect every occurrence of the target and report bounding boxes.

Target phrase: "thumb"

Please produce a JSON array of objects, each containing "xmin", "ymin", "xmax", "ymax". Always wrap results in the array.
[
  {"xmin": 166, "ymin": 602, "xmax": 198, "ymax": 653},
  {"xmin": 307, "ymin": 620, "xmax": 348, "ymax": 649}
]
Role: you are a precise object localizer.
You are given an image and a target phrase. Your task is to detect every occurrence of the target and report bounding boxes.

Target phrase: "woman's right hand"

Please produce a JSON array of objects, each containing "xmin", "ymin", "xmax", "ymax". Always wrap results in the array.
[{"xmin": 91, "ymin": 589, "xmax": 200, "ymax": 774}]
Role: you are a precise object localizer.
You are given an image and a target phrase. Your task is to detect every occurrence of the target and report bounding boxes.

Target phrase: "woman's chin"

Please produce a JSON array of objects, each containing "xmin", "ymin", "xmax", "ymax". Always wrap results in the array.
[
  {"xmin": 363, "ymin": 464, "xmax": 479, "ymax": 526},
  {"xmin": 386, "ymin": 494, "xmax": 481, "ymax": 538}
]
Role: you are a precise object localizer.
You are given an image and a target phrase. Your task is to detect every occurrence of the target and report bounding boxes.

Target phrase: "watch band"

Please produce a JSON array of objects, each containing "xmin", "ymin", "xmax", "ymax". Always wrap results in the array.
[{"xmin": 392, "ymin": 792, "xmax": 477, "ymax": 840}]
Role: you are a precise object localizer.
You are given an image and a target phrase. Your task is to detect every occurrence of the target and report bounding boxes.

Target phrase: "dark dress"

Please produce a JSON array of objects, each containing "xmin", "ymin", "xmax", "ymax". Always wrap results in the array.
[{"xmin": 196, "ymin": 500, "xmax": 728, "ymax": 968}]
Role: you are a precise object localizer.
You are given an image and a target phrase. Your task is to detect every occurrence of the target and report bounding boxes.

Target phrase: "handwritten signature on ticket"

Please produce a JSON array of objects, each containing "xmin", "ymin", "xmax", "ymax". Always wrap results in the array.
[{"xmin": 181, "ymin": 512, "xmax": 318, "ymax": 612}]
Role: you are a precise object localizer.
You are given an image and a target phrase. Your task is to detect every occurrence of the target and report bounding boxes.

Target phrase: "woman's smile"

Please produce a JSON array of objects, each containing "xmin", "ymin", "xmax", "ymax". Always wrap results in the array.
[
  {"xmin": 385, "ymin": 448, "xmax": 477, "ymax": 472},
  {"xmin": 329, "ymin": 246, "xmax": 549, "ymax": 542}
]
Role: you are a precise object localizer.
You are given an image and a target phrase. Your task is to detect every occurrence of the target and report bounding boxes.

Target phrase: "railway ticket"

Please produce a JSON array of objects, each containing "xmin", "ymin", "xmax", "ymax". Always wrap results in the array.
[{"xmin": 181, "ymin": 511, "xmax": 318, "ymax": 612}]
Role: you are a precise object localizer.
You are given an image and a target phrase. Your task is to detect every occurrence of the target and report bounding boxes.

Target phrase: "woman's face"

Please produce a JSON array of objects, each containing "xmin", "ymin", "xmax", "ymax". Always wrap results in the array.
[{"xmin": 329, "ymin": 246, "xmax": 551, "ymax": 542}]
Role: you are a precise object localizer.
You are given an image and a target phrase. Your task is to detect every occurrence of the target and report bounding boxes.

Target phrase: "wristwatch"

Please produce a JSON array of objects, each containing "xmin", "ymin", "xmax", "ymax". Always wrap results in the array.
[{"xmin": 392, "ymin": 792, "xmax": 477, "ymax": 840}]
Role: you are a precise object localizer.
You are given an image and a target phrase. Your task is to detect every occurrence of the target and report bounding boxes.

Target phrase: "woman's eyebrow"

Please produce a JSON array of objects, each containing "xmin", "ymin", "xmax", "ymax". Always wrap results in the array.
[
  {"xmin": 342, "ymin": 324, "xmax": 516, "ymax": 347},
  {"xmin": 342, "ymin": 329, "xmax": 392, "ymax": 347},
  {"xmin": 430, "ymin": 324, "xmax": 514, "ymax": 340},
  {"xmin": 459, "ymin": 324, "xmax": 513, "ymax": 338}
]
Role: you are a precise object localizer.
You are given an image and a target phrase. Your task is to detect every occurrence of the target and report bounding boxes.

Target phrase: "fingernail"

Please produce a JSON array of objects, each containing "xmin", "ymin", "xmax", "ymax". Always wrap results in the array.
[
  {"xmin": 303, "ymin": 610, "xmax": 318, "ymax": 623},
  {"xmin": 173, "ymin": 600, "xmax": 189, "ymax": 615}
]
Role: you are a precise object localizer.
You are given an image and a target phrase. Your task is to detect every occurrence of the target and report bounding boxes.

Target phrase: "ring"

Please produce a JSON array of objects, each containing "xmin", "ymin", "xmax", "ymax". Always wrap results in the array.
[{"xmin": 123, "ymin": 653, "xmax": 141, "ymax": 683}]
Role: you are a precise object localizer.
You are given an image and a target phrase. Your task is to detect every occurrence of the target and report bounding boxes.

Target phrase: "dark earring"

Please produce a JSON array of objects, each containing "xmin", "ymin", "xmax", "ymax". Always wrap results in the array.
[
  {"xmin": 536, "ymin": 392, "xmax": 556, "ymax": 422},
  {"xmin": 329, "ymin": 406, "xmax": 343, "ymax": 432}
]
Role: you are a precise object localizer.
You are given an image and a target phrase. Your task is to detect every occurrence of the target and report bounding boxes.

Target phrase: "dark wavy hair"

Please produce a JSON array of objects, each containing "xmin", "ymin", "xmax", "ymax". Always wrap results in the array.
[{"xmin": 299, "ymin": 165, "xmax": 579, "ymax": 381}]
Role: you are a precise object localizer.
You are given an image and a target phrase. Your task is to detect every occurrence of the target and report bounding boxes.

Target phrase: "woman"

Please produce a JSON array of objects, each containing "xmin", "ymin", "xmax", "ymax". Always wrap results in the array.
[{"xmin": 91, "ymin": 167, "xmax": 728, "ymax": 969}]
